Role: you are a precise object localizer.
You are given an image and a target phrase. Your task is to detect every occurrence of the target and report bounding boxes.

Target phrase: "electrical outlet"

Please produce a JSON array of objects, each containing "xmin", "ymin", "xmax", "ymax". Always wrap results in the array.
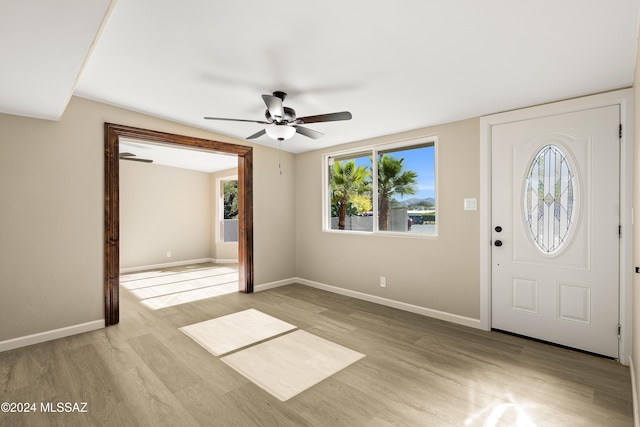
[
  {"xmin": 166, "ymin": 251, "xmax": 172, "ymax": 258},
  {"xmin": 380, "ymin": 276, "xmax": 386, "ymax": 288}
]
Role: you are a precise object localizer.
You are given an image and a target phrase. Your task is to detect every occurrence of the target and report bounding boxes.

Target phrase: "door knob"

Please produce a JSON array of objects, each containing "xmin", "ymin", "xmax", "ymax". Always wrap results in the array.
[
  {"xmin": 495, "ymin": 226, "xmax": 502, "ymax": 232},
  {"xmin": 494, "ymin": 240, "xmax": 503, "ymax": 247}
]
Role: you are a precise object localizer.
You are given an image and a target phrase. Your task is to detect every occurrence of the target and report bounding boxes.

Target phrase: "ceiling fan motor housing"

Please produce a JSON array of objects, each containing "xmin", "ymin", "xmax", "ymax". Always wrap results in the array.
[{"xmin": 265, "ymin": 106, "xmax": 296, "ymax": 123}]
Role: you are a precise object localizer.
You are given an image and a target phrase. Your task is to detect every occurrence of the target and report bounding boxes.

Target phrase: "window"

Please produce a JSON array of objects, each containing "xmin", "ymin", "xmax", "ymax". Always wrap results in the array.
[
  {"xmin": 221, "ymin": 179, "xmax": 238, "ymax": 242},
  {"xmin": 325, "ymin": 137, "xmax": 437, "ymax": 236},
  {"xmin": 524, "ymin": 144, "xmax": 576, "ymax": 254},
  {"xmin": 328, "ymin": 152, "xmax": 373, "ymax": 232}
]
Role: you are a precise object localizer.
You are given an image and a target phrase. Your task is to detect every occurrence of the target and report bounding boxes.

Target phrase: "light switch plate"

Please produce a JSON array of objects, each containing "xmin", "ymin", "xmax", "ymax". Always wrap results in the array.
[{"xmin": 464, "ymin": 198, "xmax": 477, "ymax": 211}]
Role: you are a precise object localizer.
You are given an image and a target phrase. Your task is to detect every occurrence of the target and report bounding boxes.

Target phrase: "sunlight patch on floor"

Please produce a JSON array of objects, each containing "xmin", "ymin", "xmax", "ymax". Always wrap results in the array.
[
  {"xmin": 222, "ymin": 330, "xmax": 365, "ymax": 401},
  {"xmin": 180, "ymin": 309, "xmax": 365, "ymax": 401},
  {"xmin": 464, "ymin": 393, "xmax": 536, "ymax": 427},
  {"xmin": 121, "ymin": 266, "xmax": 238, "ymax": 290},
  {"xmin": 130, "ymin": 272, "xmax": 239, "ymax": 299},
  {"xmin": 120, "ymin": 264, "xmax": 238, "ymax": 309},
  {"xmin": 179, "ymin": 308, "xmax": 297, "ymax": 356}
]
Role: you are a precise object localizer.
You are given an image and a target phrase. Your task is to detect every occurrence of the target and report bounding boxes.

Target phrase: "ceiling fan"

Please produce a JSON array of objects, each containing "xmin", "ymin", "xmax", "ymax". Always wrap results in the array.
[
  {"xmin": 119, "ymin": 152, "xmax": 153, "ymax": 163},
  {"xmin": 204, "ymin": 91, "xmax": 352, "ymax": 141}
]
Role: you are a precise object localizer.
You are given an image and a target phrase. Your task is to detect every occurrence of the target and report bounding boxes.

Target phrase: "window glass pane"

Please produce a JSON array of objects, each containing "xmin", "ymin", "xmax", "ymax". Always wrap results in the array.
[
  {"xmin": 328, "ymin": 154, "xmax": 373, "ymax": 231},
  {"xmin": 222, "ymin": 179, "xmax": 238, "ymax": 242},
  {"xmin": 524, "ymin": 145, "xmax": 576, "ymax": 253},
  {"xmin": 377, "ymin": 144, "xmax": 435, "ymax": 234}
]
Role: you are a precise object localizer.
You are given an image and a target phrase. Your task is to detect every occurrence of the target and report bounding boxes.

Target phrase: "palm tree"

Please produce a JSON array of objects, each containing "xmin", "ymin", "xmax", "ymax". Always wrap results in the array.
[
  {"xmin": 330, "ymin": 160, "xmax": 370, "ymax": 230},
  {"xmin": 223, "ymin": 180, "xmax": 238, "ymax": 219},
  {"xmin": 377, "ymin": 155, "xmax": 418, "ymax": 230}
]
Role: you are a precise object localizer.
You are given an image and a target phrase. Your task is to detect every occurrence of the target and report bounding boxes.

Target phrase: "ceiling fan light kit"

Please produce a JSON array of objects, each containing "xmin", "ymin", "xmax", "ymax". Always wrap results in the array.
[
  {"xmin": 204, "ymin": 91, "xmax": 352, "ymax": 142},
  {"xmin": 265, "ymin": 124, "xmax": 296, "ymax": 141}
]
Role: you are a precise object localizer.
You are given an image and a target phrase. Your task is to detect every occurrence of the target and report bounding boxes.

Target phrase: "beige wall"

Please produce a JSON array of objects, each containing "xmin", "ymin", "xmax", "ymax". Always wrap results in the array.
[
  {"xmin": 295, "ymin": 118, "xmax": 480, "ymax": 319},
  {"xmin": 0, "ymin": 96, "xmax": 295, "ymax": 342},
  {"xmin": 210, "ymin": 168, "xmax": 239, "ymax": 262},
  {"xmin": 256, "ymin": 146, "xmax": 297, "ymax": 284},
  {"xmin": 120, "ymin": 161, "xmax": 212, "ymax": 269}
]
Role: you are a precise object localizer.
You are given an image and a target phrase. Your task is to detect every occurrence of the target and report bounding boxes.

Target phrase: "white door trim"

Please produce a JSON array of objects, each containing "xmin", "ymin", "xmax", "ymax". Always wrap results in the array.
[{"xmin": 479, "ymin": 88, "xmax": 633, "ymax": 364}]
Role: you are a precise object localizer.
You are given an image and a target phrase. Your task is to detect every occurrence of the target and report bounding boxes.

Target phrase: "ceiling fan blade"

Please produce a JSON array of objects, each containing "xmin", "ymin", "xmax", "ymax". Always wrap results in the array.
[
  {"xmin": 295, "ymin": 111, "xmax": 352, "ymax": 124},
  {"xmin": 119, "ymin": 152, "xmax": 136, "ymax": 157},
  {"xmin": 294, "ymin": 125, "xmax": 324, "ymax": 139},
  {"xmin": 262, "ymin": 94, "xmax": 284, "ymax": 120},
  {"xmin": 246, "ymin": 129, "xmax": 267, "ymax": 140},
  {"xmin": 204, "ymin": 116, "xmax": 270, "ymax": 124},
  {"xmin": 120, "ymin": 157, "xmax": 153, "ymax": 163}
]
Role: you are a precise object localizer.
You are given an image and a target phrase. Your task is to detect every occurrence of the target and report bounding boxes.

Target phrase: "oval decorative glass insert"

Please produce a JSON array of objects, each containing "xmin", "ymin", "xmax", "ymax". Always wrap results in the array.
[{"xmin": 524, "ymin": 145, "xmax": 576, "ymax": 254}]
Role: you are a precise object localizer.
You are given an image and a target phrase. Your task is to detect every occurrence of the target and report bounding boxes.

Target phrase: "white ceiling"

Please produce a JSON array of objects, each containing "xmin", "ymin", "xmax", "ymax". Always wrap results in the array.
[
  {"xmin": 0, "ymin": 0, "xmax": 113, "ymax": 120},
  {"xmin": 119, "ymin": 139, "xmax": 237, "ymax": 173},
  {"xmin": 3, "ymin": 1, "xmax": 640, "ymax": 164}
]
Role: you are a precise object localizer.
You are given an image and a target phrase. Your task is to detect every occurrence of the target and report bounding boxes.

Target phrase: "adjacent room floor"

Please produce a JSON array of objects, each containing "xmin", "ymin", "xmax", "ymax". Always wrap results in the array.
[
  {"xmin": 120, "ymin": 262, "xmax": 239, "ymax": 309},
  {"xmin": 0, "ymin": 264, "xmax": 633, "ymax": 426}
]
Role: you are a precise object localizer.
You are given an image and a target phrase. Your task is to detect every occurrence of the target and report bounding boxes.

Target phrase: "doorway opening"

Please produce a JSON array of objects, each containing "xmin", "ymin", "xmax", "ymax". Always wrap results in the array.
[{"xmin": 104, "ymin": 123, "xmax": 253, "ymax": 326}]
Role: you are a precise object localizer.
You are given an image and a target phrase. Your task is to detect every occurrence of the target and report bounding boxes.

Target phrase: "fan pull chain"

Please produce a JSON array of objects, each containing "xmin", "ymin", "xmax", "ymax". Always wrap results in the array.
[{"xmin": 278, "ymin": 140, "xmax": 283, "ymax": 176}]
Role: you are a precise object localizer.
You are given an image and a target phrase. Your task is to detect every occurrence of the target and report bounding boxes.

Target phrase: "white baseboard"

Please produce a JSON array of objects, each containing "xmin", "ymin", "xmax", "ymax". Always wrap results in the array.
[
  {"xmin": 120, "ymin": 258, "xmax": 217, "ymax": 273},
  {"xmin": 298, "ymin": 278, "xmax": 481, "ymax": 329},
  {"xmin": 0, "ymin": 320, "xmax": 104, "ymax": 353},
  {"xmin": 255, "ymin": 277, "xmax": 481, "ymax": 330},
  {"xmin": 630, "ymin": 358, "xmax": 639, "ymax": 427},
  {"xmin": 212, "ymin": 258, "xmax": 239, "ymax": 264},
  {"xmin": 254, "ymin": 278, "xmax": 298, "ymax": 292},
  {"xmin": 0, "ymin": 278, "xmax": 478, "ymax": 353}
]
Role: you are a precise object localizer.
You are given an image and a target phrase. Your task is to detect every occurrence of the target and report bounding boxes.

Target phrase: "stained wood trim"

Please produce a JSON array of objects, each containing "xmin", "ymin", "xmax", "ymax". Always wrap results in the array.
[
  {"xmin": 237, "ymin": 149, "xmax": 254, "ymax": 292},
  {"xmin": 104, "ymin": 123, "xmax": 254, "ymax": 326},
  {"xmin": 104, "ymin": 123, "xmax": 120, "ymax": 325}
]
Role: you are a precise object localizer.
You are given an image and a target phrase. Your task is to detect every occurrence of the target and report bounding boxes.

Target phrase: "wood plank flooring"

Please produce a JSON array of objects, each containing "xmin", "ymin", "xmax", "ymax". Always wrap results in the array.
[
  {"xmin": 120, "ymin": 263, "xmax": 238, "ymax": 310},
  {"xmin": 0, "ymin": 264, "xmax": 633, "ymax": 426}
]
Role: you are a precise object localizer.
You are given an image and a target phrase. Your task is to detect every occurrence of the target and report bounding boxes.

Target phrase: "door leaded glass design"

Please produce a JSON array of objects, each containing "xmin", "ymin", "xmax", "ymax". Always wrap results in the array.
[{"xmin": 524, "ymin": 144, "xmax": 576, "ymax": 254}]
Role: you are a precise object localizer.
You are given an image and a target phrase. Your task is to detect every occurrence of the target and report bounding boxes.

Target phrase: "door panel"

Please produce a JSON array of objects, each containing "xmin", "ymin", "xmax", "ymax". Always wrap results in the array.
[{"xmin": 491, "ymin": 105, "xmax": 620, "ymax": 357}]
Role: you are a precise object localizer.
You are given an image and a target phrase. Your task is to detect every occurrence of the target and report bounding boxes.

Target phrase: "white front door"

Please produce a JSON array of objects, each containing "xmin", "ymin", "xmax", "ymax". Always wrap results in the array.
[{"xmin": 491, "ymin": 105, "xmax": 620, "ymax": 358}]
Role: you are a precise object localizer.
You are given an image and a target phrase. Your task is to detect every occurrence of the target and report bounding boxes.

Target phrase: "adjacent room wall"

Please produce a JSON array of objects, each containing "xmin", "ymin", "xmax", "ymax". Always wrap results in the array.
[
  {"xmin": 119, "ymin": 161, "xmax": 212, "ymax": 269},
  {"xmin": 295, "ymin": 118, "xmax": 480, "ymax": 321},
  {"xmin": 0, "ymin": 96, "xmax": 296, "ymax": 343}
]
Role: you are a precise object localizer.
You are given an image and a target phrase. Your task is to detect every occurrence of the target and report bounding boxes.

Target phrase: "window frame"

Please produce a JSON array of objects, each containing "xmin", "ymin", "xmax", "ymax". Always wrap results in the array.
[
  {"xmin": 322, "ymin": 135, "xmax": 438, "ymax": 238},
  {"xmin": 217, "ymin": 175, "xmax": 239, "ymax": 243}
]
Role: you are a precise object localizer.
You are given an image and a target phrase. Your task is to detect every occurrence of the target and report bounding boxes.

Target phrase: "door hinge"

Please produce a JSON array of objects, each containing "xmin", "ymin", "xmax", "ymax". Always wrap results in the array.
[
  {"xmin": 619, "ymin": 225, "xmax": 622, "ymax": 238},
  {"xmin": 619, "ymin": 124, "xmax": 622, "ymax": 138},
  {"xmin": 618, "ymin": 324, "xmax": 622, "ymax": 339}
]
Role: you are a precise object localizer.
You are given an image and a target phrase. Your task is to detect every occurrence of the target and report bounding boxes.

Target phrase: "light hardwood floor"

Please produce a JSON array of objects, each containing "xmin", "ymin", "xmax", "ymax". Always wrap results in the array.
[
  {"xmin": 120, "ymin": 263, "xmax": 239, "ymax": 309},
  {"xmin": 0, "ymin": 264, "xmax": 633, "ymax": 426}
]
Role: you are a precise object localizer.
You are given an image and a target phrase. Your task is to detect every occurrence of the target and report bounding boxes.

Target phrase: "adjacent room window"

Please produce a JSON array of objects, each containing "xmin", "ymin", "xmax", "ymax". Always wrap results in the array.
[
  {"xmin": 221, "ymin": 179, "xmax": 239, "ymax": 242},
  {"xmin": 325, "ymin": 137, "xmax": 437, "ymax": 236}
]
